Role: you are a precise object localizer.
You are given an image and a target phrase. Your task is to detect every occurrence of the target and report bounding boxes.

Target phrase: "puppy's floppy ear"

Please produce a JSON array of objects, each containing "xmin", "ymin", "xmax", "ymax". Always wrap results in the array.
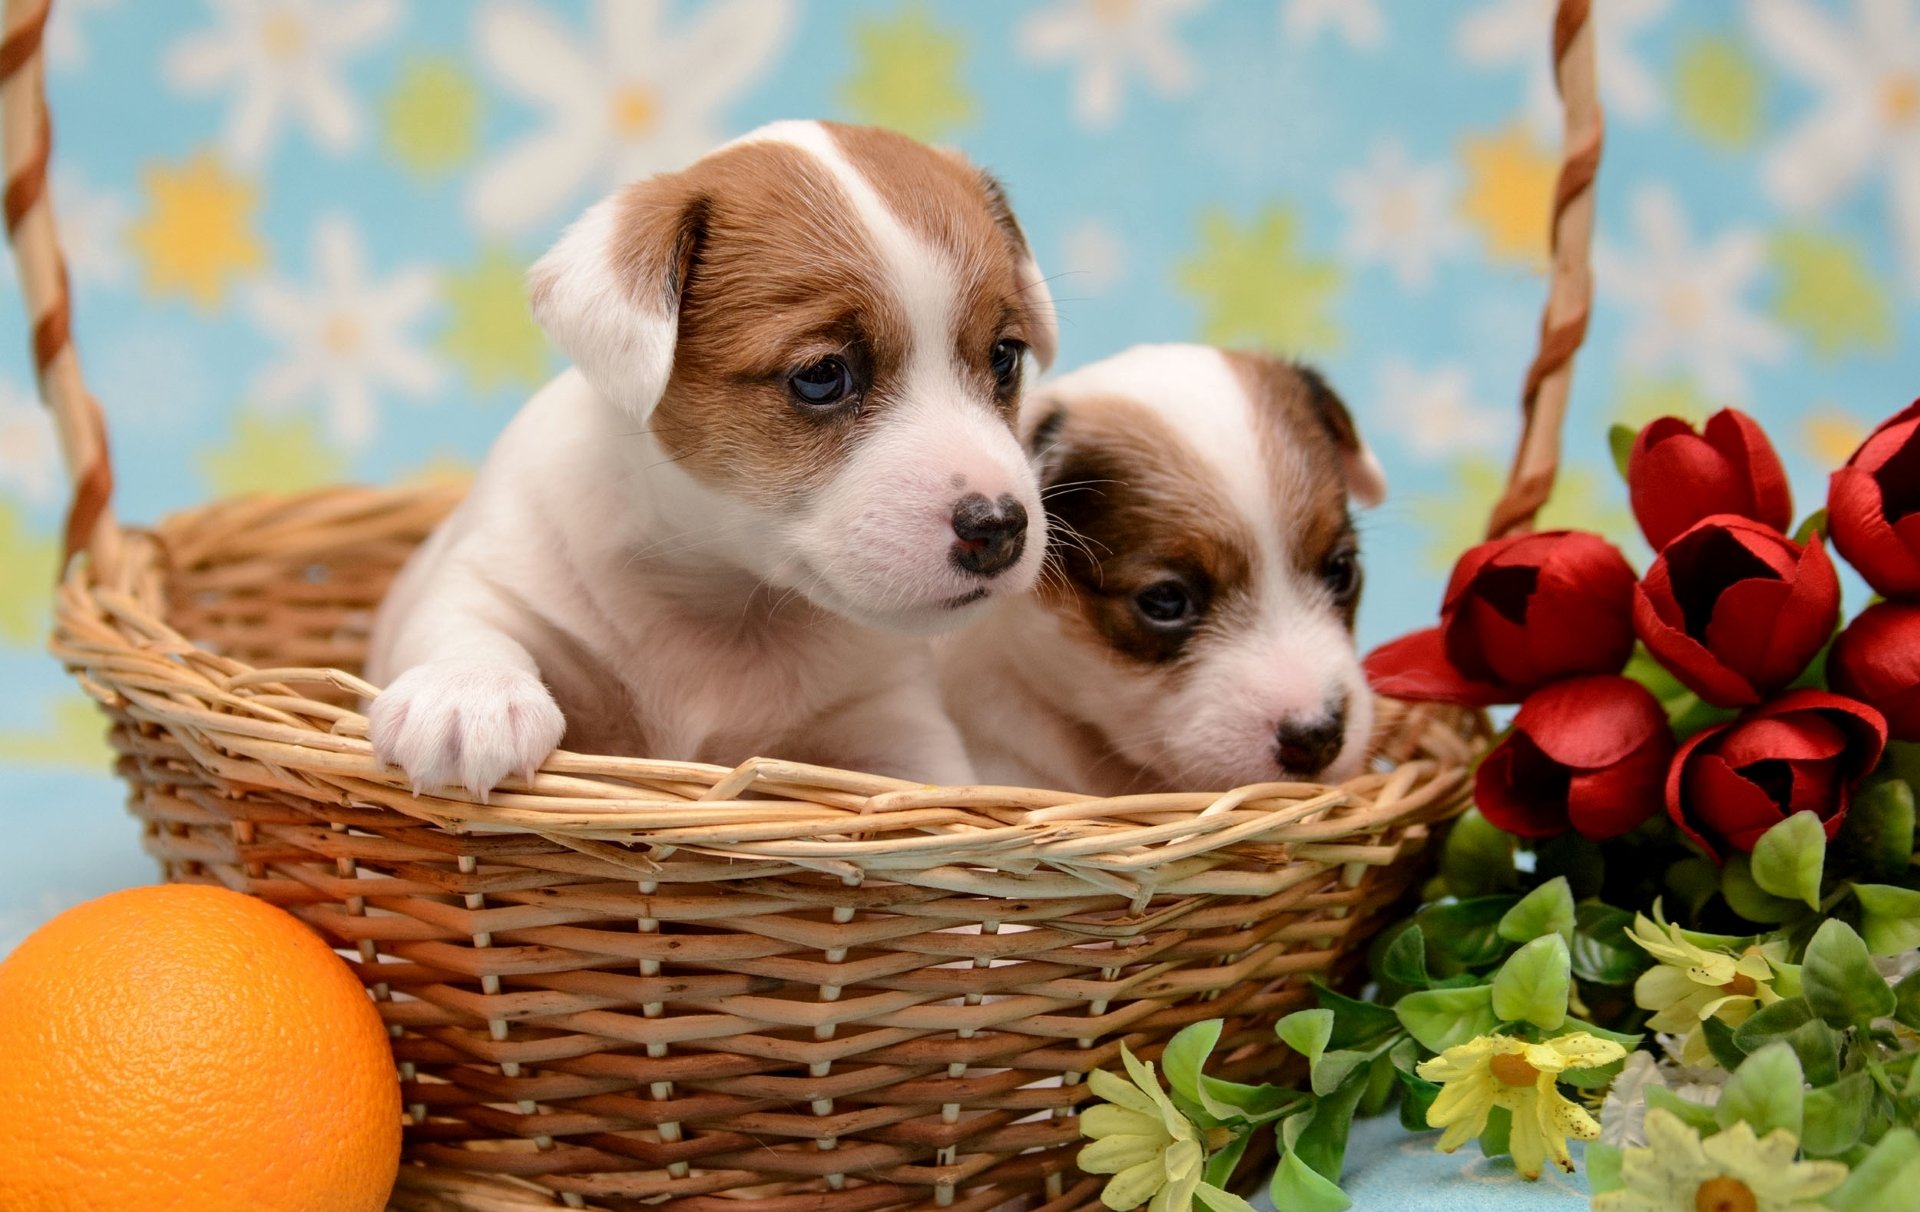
[
  {"xmin": 979, "ymin": 172, "xmax": 1058, "ymax": 371},
  {"xmin": 1022, "ymin": 397, "xmax": 1071, "ymax": 484},
  {"xmin": 529, "ymin": 176, "xmax": 704, "ymax": 420},
  {"xmin": 1296, "ymin": 364, "xmax": 1388, "ymax": 508}
]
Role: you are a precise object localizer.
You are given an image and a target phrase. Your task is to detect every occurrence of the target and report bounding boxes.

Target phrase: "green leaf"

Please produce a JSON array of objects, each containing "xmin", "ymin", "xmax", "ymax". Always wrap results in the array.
[
  {"xmin": 1855, "ymin": 883, "xmax": 1920, "ymax": 956},
  {"xmin": 1897, "ymin": 971, "xmax": 1920, "ymax": 1032},
  {"xmin": 1734, "ymin": 998, "xmax": 1842, "ymax": 1087},
  {"xmin": 1396, "ymin": 985, "xmax": 1498, "ymax": 1053},
  {"xmin": 1750, "ymin": 811, "xmax": 1827, "ymax": 909},
  {"xmin": 1276, "ymin": 1010, "xmax": 1333, "ymax": 1071},
  {"xmin": 1268, "ymin": 1148, "xmax": 1352, "ymax": 1212},
  {"xmin": 1836, "ymin": 777, "xmax": 1916, "ymax": 882},
  {"xmin": 1733, "ymin": 996, "xmax": 1815, "ymax": 1050},
  {"xmin": 1645, "ymin": 1085, "xmax": 1719, "ymax": 1135},
  {"xmin": 1202, "ymin": 1130, "xmax": 1253, "ymax": 1189},
  {"xmin": 1164, "ymin": 1020, "xmax": 1236, "ymax": 1123},
  {"xmin": 1195, "ymin": 1183, "xmax": 1262, "ymax": 1212},
  {"xmin": 1722, "ymin": 853, "xmax": 1808, "ymax": 924},
  {"xmin": 1801, "ymin": 1072, "xmax": 1874, "ymax": 1158},
  {"xmin": 1478, "ymin": 1105, "xmax": 1512, "ymax": 1159},
  {"xmin": 1569, "ymin": 902, "xmax": 1652, "ymax": 986},
  {"xmin": 1585, "ymin": 1143, "xmax": 1625, "ymax": 1195},
  {"xmin": 1497, "ymin": 877, "xmax": 1576, "ymax": 945},
  {"xmin": 1701, "ymin": 1016, "xmax": 1750, "ymax": 1072},
  {"xmin": 1380, "ymin": 925, "xmax": 1431, "ymax": 989},
  {"xmin": 1490, "ymin": 934, "xmax": 1571, "ymax": 1030},
  {"xmin": 1717, "ymin": 1041, "xmax": 1805, "ymax": 1138},
  {"xmin": 1608, "ymin": 423, "xmax": 1636, "ymax": 482},
  {"xmin": 1793, "ymin": 508, "xmax": 1829, "ymax": 546},
  {"xmin": 1416, "ymin": 896, "xmax": 1520, "ymax": 976},
  {"xmin": 1291, "ymin": 1070, "xmax": 1368, "ymax": 1182},
  {"xmin": 1310, "ymin": 979, "xmax": 1403, "ymax": 1049},
  {"xmin": 1438, "ymin": 810, "xmax": 1519, "ymax": 899},
  {"xmin": 1828, "ymin": 1128, "xmax": 1920, "ymax": 1212},
  {"xmin": 1532, "ymin": 832, "xmax": 1607, "ymax": 900},
  {"xmin": 1666, "ymin": 856, "xmax": 1723, "ymax": 919},
  {"xmin": 1394, "ymin": 1064, "xmax": 1441, "ymax": 1132},
  {"xmin": 1804, "ymin": 919, "xmax": 1896, "ymax": 1028}
]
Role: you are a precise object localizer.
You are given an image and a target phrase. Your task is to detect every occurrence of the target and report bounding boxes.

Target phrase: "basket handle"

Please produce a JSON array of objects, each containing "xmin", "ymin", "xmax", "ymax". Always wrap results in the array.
[
  {"xmin": 1485, "ymin": 0, "xmax": 1603, "ymax": 541},
  {"xmin": 0, "ymin": 0, "xmax": 119, "ymax": 575}
]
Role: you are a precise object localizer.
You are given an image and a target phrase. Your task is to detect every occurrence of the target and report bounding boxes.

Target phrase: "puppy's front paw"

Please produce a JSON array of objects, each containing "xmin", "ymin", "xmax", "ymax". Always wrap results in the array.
[{"xmin": 368, "ymin": 662, "xmax": 566, "ymax": 798}]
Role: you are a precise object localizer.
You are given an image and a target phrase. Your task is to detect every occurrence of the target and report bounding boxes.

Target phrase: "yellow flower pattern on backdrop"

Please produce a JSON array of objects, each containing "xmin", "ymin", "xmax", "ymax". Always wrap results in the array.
[
  {"xmin": 439, "ymin": 246, "xmax": 551, "ymax": 392},
  {"xmin": 1458, "ymin": 125, "xmax": 1557, "ymax": 269},
  {"xmin": 1674, "ymin": 37, "xmax": 1763, "ymax": 151},
  {"xmin": 0, "ymin": 502, "xmax": 55, "ymax": 644},
  {"xmin": 0, "ymin": 697, "xmax": 112, "ymax": 770},
  {"xmin": 1419, "ymin": 457, "xmax": 1638, "ymax": 572},
  {"xmin": 127, "ymin": 153, "xmax": 266, "ymax": 308},
  {"xmin": 839, "ymin": 3, "xmax": 975, "ymax": 142},
  {"xmin": 382, "ymin": 56, "xmax": 482, "ymax": 178},
  {"xmin": 1178, "ymin": 205, "xmax": 1342, "ymax": 354},
  {"xmin": 199, "ymin": 411, "xmax": 348, "ymax": 497},
  {"xmin": 1769, "ymin": 229, "xmax": 1895, "ymax": 361}
]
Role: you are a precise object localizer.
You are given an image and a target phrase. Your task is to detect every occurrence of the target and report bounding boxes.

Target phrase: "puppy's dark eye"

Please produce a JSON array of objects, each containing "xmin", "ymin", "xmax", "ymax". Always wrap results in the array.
[
  {"xmin": 990, "ymin": 339, "xmax": 1025, "ymax": 390},
  {"xmin": 789, "ymin": 356, "xmax": 856, "ymax": 409},
  {"xmin": 1134, "ymin": 580, "xmax": 1199, "ymax": 628},
  {"xmin": 1322, "ymin": 548, "xmax": 1360, "ymax": 601}
]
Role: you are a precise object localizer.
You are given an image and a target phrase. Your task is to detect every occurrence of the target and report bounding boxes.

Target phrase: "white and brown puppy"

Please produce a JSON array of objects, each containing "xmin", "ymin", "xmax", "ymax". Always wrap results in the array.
[
  {"xmin": 941, "ymin": 344, "xmax": 1388, "ymax": 794},
  {"xmin": 366, "ymin": 120, "xmax": 1056, "ymax": 795}
]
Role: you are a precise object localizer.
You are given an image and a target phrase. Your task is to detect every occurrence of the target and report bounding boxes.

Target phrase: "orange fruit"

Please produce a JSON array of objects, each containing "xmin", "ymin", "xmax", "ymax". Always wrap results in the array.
[{"xmin": 0, "ymin": 884, "xmax": 401, "ymax": 1211}]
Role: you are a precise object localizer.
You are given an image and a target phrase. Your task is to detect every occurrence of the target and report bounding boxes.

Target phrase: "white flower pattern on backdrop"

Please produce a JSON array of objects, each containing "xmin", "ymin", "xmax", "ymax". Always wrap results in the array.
[
  {"xmin": 1061, "ymin": 218, "xmax": 1129, "ymax": 295},
  {"xmin": 467, "ymin": 0, "xmax": 795, "ymax": 236},
  {"xmin": 1019, "ymin": 0, "xmax": 1209, "ymax": 130},
  {"xmin": 1281, "ymin": 0, "xmax": 1384, "ymax": 51},
  {"xmin": 45, "ymin": 0, "xmax": 118, "ymax": 73},
  {"xmin": 1334, "ymin": 141, "xmax": 1464, "ymax": 292},
  {"xmin": 1594, "ymin": 185, "xmax": 1787, "ymax": 400},
  {"xmin": 246, "ymin": 216, "xmax": 442, "ymax": 447},
  {"xmin": 1376, "ymin": 359, "xmax": 1505, "ymax": 461},
  {"xmin": 48, "ymin": 170, "xmax": 128, "ymax": 290},
  {"xmin": 1751, "ymin": 0, "xmax": 1920, "ymax": 290},
  {"xmin": 0, "ymin": 382, "xmax": 58, "ymax": 507},
  {"xmin": 164, "ymin": 0, "xmax": 397, "ymax": 167},
  {"xmin": 1457, "ymin": 0, "xmax": 1668, "ymax": 134}
]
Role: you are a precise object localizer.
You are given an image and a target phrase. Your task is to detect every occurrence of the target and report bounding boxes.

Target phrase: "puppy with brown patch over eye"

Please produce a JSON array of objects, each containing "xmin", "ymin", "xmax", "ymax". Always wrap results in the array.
[
  {"xmin": 365, "ymin": 120, "xmax": 1057, "ymax": 796},
  {"xmin": 939, "ymin": 343, "xmax": 1389, "ymax": 794}
]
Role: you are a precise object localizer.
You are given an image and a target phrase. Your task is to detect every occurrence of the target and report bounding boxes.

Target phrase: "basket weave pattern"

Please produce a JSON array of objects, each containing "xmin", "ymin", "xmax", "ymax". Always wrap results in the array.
[{"xmin": 2, "ymin": 0, "xmax": 1598, "ymax": 1206}]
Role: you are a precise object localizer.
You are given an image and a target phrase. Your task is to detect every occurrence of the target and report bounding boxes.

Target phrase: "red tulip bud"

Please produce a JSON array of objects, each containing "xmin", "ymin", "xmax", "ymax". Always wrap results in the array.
[
  {"xmin": 1628, "ymin": 410, "xmax": 1792, "ymax": 552},
  {"xmin": 1828, "ymin": 399, "xmax": 1920, "ymax": 599},
  {"xmin": 1633, "ymin": 516, "xmax": 1840, "ymax": 708},
  {"xmin": 1829, "ymin": 601, "xmax": 1920, "ymax": 742},
  {"xmin": 1476, "ymin": 676, "xmax": 1674, "ymax": 840},
  {"xmin": 1668, "ymin": 690, "xmax": 1887, "ymax": 856}
]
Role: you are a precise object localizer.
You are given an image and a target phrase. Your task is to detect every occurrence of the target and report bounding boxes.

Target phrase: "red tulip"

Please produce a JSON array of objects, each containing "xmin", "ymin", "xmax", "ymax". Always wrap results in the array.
[
  {"xmin": 1829, "ymin": 399, "xmax": 1920, "ymax": 598},
  {"xmin": 1668, "ymin": 691, "xmax": 1887, "ymax": 856},
  {"xmin": 1828, "ymin": 601, "xmax": 1920, "ymax": 741},
  {"xmin": 1476, "ymin": 676, "xmax": 1674, "ymax": 840},
  {"xmin": 1633, "ymin": 516, "xmax": 1840, "ymax": 708},
  {"xmin": 1628, "ymin": 410, "xmax": 1792, "ymax": 551},
  {"xmin": 1365, "ymin": 531, "xmax": 1637, "ymax": 706}
]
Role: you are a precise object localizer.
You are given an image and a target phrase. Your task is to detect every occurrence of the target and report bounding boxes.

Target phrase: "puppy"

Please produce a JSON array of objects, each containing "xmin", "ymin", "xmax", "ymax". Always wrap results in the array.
[
  {"xmin": 365, "ymin": 121, "xmax": 1057, "ymax": 795},
  {"xmin": 940, "ymin": 344, "xmax": 1388, "ymax": 794}
]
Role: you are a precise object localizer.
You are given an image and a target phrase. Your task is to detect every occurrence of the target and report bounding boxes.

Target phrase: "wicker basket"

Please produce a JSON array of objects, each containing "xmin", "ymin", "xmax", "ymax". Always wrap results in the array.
[{"xmin": 0, "ymin": 0, "xmax": 1602, "ymax": 1207}]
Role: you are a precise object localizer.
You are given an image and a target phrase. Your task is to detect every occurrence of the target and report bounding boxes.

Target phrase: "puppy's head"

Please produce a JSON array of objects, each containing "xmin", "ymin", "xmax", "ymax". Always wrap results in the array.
[
  {"xmin": 529, "ymin": 120, "xmax": 1057, "ymax": 631},
  {"xmin": 1024, "ymin": 344, "xmax": 1388, "ymax": 787}
]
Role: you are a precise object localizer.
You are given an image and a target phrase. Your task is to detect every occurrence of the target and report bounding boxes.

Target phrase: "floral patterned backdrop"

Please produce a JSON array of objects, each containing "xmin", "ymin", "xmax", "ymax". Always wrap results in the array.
[{"xmin": 1, "ymin": 0, "xmax": 1915, "ymax": 976}]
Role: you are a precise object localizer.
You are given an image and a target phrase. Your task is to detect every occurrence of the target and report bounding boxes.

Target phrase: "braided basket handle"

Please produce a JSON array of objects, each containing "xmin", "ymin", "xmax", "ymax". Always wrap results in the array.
[
  {"xmin": 0, "ymin": 0, "xmax": 1596, "ymax": 574},
  {"xmin": 0, "ymin": 0, "xmax": 117, "ymax": 574},
  {"xmin": 1485, "ymin": 0, "xmax": 1603, "ymax": 541}
]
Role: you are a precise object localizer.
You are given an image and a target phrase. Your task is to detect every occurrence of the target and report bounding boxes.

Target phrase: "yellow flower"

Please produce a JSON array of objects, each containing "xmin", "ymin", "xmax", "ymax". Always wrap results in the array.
[
  {"xmin": 127, "ymin": 152, "xmax": 266, "ymax": 308},
  {"xmin": 1077, "ymin": 1045, "xmax": 1204, "ymax": 1211},
  {"xmin": 1626, "ymin": 913, "xmax": 1784, "ymax": 1066},
  {"xmin": 1415, "ymin": 1031, "xmax": 1626, "ymax": 1180},
  {"xmin": 1594, "ymin": 1108, "xmax": 1847, "ymax": 1212}
]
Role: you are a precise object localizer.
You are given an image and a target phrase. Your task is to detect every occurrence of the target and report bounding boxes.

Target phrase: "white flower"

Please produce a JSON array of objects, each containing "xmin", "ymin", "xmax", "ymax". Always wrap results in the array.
[
  {"xmin": 164, "ymin": 0, "xmax": 397, "ymax": 167},
  {"xmin": 49, "ymin": 170, "xmax": 128, "ymax": 290},
  {"xmin": 1599, "ymin": 1046, "xmax": 1732, "ymax": 1150},
  {"xmin": 1333, "ymin": 141, "xmax": 1465, "ymax": 291},
  {"xmin": 1457, "ymin": 0, "xmax": 1669, "ymax": 134},
  {"xmin": 1752, "ymin": 0, "xmax": 1920, "ymax": 289},
  {"xmin": 1594, "ymin": 186, "xmax": 1787, "ymax": 400},
  {"xmin": 246, "ymin": 216, "xmax": 442, "ymax": 447},
  {"xmin": 1019, "ymin": 0, "xmax": 1209, "ymax": 130},
  {"xmin": 1061, "ymin": 218, "xmax": 1128, "ymax": 295},
  {"xmin": 1281, "ymin": 0, "xmax": 1385, "ymax": 51},
  {"xmin": 0, "ymin": 382, "xmax": 59, "ymax": 506},
  {"xmin": 46, "ymin": 0, "xmax": 118, "ymax": 73},
  {"xmin": 1376, "ymin": 359, "xmax": 1505, "ymax": 461},
  {"xmin": 467, "ymin": 0, "xmax": 795, "ymax": 236}
]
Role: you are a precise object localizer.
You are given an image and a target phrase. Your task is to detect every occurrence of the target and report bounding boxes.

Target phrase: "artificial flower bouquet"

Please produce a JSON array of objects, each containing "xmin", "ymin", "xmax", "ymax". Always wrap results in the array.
[{"xmin": 1073, "ymin": 402, "xmax": 1920, "ymax": 1212}]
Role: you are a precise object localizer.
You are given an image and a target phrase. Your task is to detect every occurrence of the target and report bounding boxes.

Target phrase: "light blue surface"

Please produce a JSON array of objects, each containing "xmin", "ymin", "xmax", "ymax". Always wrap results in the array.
[{"xmin": 7, "ymin": 2, "xmax": 1915, "ymax": 1206}]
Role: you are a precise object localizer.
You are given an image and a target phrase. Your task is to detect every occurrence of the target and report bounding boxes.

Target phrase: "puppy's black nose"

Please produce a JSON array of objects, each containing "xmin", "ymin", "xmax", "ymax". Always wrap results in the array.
[
  {"xmin": 1275, "ymin": 702, "xmax": 1348, "ymax": 776},
  {"xmin": 950, "ymin": 492, "xmax": 1028, "ymax": 577}
]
